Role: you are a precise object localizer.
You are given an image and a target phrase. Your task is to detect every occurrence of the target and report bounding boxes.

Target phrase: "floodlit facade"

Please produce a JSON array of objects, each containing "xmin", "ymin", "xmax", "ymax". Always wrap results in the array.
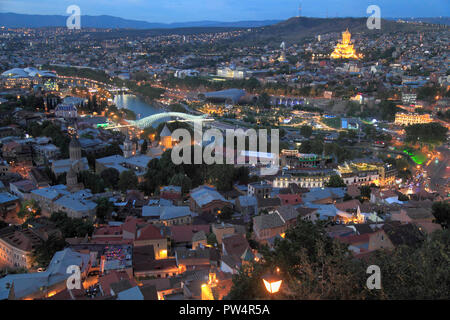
[
  {"xmin": 394, "ymin": 112, "xmax": 433, "ymax": 126},
  {"xmin": 330, "ymin": 29, "xmax": 362, "ymax": 59}
]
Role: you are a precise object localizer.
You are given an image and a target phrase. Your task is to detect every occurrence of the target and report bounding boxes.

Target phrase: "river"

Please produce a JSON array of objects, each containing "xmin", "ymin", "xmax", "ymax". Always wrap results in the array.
[{"xmin": 113, "ymin": 93, "xmax": 165, "ymax": 127}]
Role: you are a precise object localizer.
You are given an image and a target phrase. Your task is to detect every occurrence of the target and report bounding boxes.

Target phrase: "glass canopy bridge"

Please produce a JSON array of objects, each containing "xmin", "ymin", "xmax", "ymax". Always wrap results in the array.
[{"xmin": 101, "ymin": 112, "xmax": 213, "ymax": 130}]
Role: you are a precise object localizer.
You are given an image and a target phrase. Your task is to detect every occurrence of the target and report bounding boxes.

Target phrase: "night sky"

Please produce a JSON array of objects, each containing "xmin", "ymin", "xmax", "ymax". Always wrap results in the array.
[{"xmin": 0, "ymin": 0, "xmax": 448, "ymax": 23}]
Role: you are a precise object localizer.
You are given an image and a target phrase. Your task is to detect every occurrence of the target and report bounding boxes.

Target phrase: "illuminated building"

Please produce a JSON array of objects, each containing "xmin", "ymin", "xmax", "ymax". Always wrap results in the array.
[
  {"xmin": 123, "ymin": 136, "xmax": 136, "ymax": 158},
  {"xmin": 394, "ymin": 112, "xmax": 433, "ymax": 126},
  {"xmin": 330, "ymin": 29, "xmax": 362, "ymax": 59},
  {"xmin": 0, "ymin": 226, "xmax": 38, "ymax": 269},
  {"xmin": 278, "ymin": 51, "xmax": 288, "ymax": 63},
  {"xmin": 280, "ymin": 151, "xmax": 332, "ymax": 169},
  {"xmin": 160, "ymin": 125, "xmax": 173, "ymax": 149},
  {"xmin": 273, "ymin": 169, "xmax": 335, "ymax": 188},
  {"xmin": 216, "ymin": 67, "xmax": 246, "ymax": 79},
  {"xmin": 337, "ymin": 160, "xmax": 397, "ymax": 186},
  {"xmin": 55, "ymin": 103, "xmax": 77, "ymax": 119},
  {"xmin": 335, "ymin": 205, "xmax": 365, "ymax": 224},
  {"xmin": 338, "ymin": 162, "xmax": 379, "ymax": 186}
]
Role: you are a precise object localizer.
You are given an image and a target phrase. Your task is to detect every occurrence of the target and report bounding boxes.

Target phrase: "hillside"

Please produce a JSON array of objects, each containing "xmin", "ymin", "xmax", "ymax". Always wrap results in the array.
[{"xmin": 233, "ymin": 17, "xmax": 444, "ymax": 45}]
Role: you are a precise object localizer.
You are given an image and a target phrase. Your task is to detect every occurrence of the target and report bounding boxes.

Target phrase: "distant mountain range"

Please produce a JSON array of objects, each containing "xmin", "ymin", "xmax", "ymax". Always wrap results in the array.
[
  {"xmin": 0, "ymin": 12, "xmax": 281, "ymax": 29},
  {"xmin": 1, "ymin": 12, "xmax": 448, "ymax": 29}
]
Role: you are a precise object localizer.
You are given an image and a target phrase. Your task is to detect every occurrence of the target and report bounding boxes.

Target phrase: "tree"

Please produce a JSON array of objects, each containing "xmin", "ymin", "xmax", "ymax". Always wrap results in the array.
[
  {"xmin": 78, "ymin": 171, "xmax": 105, "ymax": 194},
  {"xmin": 100, "ymin": 168, "xmax": 120, "ymax": 189},
  {"xmin": 233, "ymin": 166, "xmax": 250, "ymax": 185},
  {"xmin": 17, "ymin": 200, "xmax": 41, "ymax": 220},
  {"xmin": 218, "ymin": 206, "xmax": 234, "ymax": 221},
  {"xmin": 118, "ymin": 170, "xmax": 138, "ymax": 192},
  {"xmin": 257, "ymin": 92, "xmax": 271, "ymax": 108},
  {"xmin": 96, "ymin": 198, "xmax": 115, "ymax": 223},
  {"xmin": 405, "ymin": 123, "xmax": 448, "ymax": 145},
  {"xmin": 366, "ymin": 229, "xmax": 450, "ymax": 299},
  {"xmin": 326, "ymin": 175, "xmax": 346, "ymax": 188},
  {"xmin": 432, "ymin": 202, "xmax": 450, "ymax": 229},
  {"xmin": 228, "ymin": 219, "xmax": 370, "ymax": 300},
  {"xmin": 169, "ymin": 173, "xmax": 192, "ymax": 194},
  {"xmin": 207, "ymin": 232, "xmax": 218, "ymax": 247},
  {"xmin": 207, "ymin": 164, "xmax": 235, "ymax": 192},
  {"xmin": 50, "ymin": 211, "xmax": 94, "ymax": 238},
  {"xmin": 300, "ymin": 125, "xmax": 313, "ymax": 138},
  {"xmin": 359, "ymin": 185, "xmax": 372, "ymax": 200},
  {"xmin": 31, "ymin": 234, "xmax": 67, "ymax": 268},
  {"xmin": 141, "ymin": 139, "xmax": 148, "ymax": 154},
  {"xmin": 0, "ymin": 220, "xmax": 7, "ymax": 230}
]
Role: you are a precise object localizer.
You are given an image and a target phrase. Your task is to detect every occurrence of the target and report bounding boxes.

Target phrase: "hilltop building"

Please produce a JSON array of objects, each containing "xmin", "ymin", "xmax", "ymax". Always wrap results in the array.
[{"xmin": 330, "ymin": 29, "xmax": 362, "ymax": 59}]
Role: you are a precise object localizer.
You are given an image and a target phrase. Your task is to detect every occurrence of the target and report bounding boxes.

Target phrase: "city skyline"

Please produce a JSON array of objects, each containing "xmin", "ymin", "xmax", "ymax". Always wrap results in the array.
[{"xmin": 0, "ymin": 0, "xmax": 448, "ymax": 23}]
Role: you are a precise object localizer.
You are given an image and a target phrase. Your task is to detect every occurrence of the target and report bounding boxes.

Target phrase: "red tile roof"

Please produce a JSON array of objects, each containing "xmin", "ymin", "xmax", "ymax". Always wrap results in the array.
[
  {"xmin": 337, "ymin": 233, "xmax": 370, "ymax": 244},
  {"xmin": 169, "ymin": 225, "xmax": 210, "ymax": 243},
  {"xmin": 277, "ymin": 193, "xmax": 302, "ymax": 205},
  {"xmin": 136, "ymin": 224, "xmax": 164, "ymax": 240},
  {"xmin": 335, "ymin": 199, "xmax": 361, "ymax": 212}
]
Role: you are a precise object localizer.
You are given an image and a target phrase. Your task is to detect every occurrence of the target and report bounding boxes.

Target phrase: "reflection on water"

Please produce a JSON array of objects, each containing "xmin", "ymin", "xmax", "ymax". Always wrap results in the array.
[{"xmin": 114, "ymin": 94, "xmax": 165, "ymax": 127}]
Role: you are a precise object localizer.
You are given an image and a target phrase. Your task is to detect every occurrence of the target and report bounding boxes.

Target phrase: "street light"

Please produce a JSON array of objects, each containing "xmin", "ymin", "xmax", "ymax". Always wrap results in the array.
[{"xmin": 262, "ymin": 269, "xmax": 283, "ymax": 294}]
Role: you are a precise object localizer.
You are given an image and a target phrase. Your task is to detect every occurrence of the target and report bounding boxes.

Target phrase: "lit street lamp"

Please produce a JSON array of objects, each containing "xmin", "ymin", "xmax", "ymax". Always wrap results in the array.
[{"xmin": 262, "ymin": 269, "xmax": 283, "ymax": 294}]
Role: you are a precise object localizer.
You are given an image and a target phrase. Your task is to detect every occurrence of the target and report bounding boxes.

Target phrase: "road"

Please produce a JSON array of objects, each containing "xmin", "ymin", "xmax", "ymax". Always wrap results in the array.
[{"xmin": 424, "ymin": 146, "xmax": 449, "ymax": 196}]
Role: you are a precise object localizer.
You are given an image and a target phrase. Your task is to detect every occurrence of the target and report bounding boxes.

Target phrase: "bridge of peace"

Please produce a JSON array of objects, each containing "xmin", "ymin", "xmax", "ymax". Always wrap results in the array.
[
  {"xmin": 102, "ymin": 112, "xmax": 213, "ymax": 130},
  {"xmin": 128, "ymin": 112, "xmax": 212, "ymax": 129}
]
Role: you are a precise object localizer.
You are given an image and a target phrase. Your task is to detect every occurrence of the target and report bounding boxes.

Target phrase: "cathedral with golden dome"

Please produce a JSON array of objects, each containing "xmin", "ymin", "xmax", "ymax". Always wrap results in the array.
[{"xmin": 330, "ymin": 29, "xmax": 363, "ymax": 59}]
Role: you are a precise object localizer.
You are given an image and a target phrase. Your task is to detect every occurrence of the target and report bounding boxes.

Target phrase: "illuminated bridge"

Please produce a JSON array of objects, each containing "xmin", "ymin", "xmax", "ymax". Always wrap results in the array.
[{"xmin": 126, "ymin": 112, "xmax": 212, "ymax": 129}]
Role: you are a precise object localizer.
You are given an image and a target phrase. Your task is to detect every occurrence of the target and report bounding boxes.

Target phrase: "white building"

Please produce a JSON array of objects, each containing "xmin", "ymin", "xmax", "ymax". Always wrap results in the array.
[
  {"xmin": 55, "ymin": 103, "xmax": 77, "ymax": 119},
  {"xmin": 217, "ymin": 67, "xmax": 246, "ymax": 80}
]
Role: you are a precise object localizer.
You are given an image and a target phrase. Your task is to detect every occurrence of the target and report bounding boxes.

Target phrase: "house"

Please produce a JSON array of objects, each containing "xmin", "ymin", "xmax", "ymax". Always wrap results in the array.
[
  {"xmin": 30, "ymin": 185, "xmax": 97, "ymax": 219},
  {"xmin": 346, "ymin": 185, "xmax": 361, "ymax": 198},
  {"xmin": 220, "ymin": 234, "xmax": 252, "ymax": 274},
  {"xmin": 302, "ymin": 187, "xmax": 346, "ymax": 205},
  {"xmin": 248, "ymin": 182, "xmax": 272, "ymax": 198},
  {"xmin": 275, "ymin": 205, "xmax": 301, "ymax": 228},
  {"xmin": 98, "ymin": 270, "xmax": 138, "ymax": 298},
  {"xmin": 235, "ymin": 195, "xmax": 257, "ymax": 216},
  {"xmin": 160, "ymin": 185, "xmax": 182, "ymax": 201},
  {"xmin": 0, "ymin": 248, "xmax": 90, "ymax": 300},
  {"xmin": 142, "ymin": 205, "xmax": 193, "ymax": 226},
  {"xmin": 253, "ymin": 212, "xmax": 285, "ymax": 243},
  {"xmin": 134, "ymin": 224, "xmax": 168, "ymax": 260},
  {"xmin": 0, "ymin": 227, "xmax": 43, "ymax": 269},
  {"xmin": 277, "ymin": 193, "xmax": 302, "ymax": 205},
  {"xmin": 192, "ymin": 230, "xmax": 208, "ymax": 249},
  {"xmin": 167, "ymin": 224, "xmax": 210, "ymax": 248},
  {"xmin": 296, "ymin": 207, "xmax": 319, "ymax": 223},
  {"xmin": 382, "ymin": 222, "xmax": 425, "ymax": 248},
  {"xmin": 133, "ymin": 245, "xmax": 179, "ymax": 279},
  {"xmin": 189, "ymin": 186, "xmax": 232, "ymax": 216},
  {"xmin": 370, "ymin": 189, "xmax": 400, "ymax": 204},
  {"xmin": 9, "ymin": 180, "xmax": 37, "ymax": 199},
  {"xmin": 212, "ymin": 223, "xmax": 245, "ymax": 245},
  {"xmin": 0, "ymin": 192, "xmax": 20, "ymax": 223},
  {"xmin": 391, "ymin": 207, "xmax": 442, "ymax": 234},
  {"xmin": 256, "ymin": 196, "xmax": 281, "ymax": 214},
  {"xmin": 175, "ymin": 247, "xmax": 215, "ymax": 272}
]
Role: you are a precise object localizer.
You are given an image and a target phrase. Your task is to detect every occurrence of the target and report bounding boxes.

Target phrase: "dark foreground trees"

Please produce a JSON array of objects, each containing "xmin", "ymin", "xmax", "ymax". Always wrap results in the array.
[{"xmin": 228, "ymin": 219, "xmax": 450, "ymax": 300}]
